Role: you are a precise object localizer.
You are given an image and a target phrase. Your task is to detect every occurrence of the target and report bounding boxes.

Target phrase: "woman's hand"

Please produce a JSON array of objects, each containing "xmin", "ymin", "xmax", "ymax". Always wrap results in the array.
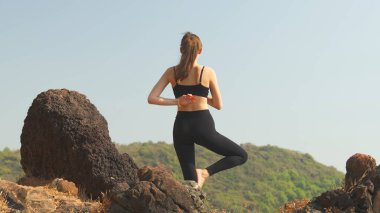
[{"xmin": 178, "ymin": 94, "xmax": 196, "ymax": 107}]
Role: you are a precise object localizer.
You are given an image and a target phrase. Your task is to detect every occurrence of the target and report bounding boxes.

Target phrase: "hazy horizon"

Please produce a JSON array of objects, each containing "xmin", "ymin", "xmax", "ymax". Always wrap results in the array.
[{"xmin": 1, "ymin": 1, "xmax": 379, "ymax": 172}]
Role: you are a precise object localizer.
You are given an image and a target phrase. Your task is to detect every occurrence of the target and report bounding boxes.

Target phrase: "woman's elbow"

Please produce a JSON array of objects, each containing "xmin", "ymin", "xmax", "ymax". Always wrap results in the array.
[
  {"xmin": 147, "ymin": 96, "xmax": 155, "ymax": 104},
  {"xmin": 215, "ymin": 103, "xmax": 222, "ymax": 110}
]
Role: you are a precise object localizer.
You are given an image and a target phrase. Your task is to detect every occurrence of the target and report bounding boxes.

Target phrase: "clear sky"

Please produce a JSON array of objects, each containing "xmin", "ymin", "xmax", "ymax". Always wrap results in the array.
[{"xmin": 1, "ymin": 1, "xmax": 379, "ymax": 172}]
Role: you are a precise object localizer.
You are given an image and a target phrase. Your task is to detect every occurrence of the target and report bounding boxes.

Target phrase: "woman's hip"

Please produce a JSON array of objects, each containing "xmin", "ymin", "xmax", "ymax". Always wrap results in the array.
[{"xmin": 173, "ymin": 109, "xmax": 215, "ymax": 136}]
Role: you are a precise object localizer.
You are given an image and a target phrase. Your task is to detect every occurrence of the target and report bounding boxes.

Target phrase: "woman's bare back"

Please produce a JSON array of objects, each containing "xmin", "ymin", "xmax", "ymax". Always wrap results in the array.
[{"xmin": 169, "ymin": 65, "xmax": 210, "ymax": 111}]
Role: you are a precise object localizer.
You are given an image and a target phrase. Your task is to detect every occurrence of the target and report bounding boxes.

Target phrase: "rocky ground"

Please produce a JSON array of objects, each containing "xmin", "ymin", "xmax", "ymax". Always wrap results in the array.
[
  {"xmin": 0, "ymin": 166, "xmax": 223, "ymax": 212},
  {"xmin": 280, "ymin": 153, "xmax": 380, "ymax": 213},
  {"xmin": 0, "ymin": 178, "xmax": 102, "ymax": 212}
]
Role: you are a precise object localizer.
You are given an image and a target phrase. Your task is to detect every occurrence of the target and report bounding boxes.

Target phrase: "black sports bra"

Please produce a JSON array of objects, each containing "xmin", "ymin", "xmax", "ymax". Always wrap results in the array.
[{"xmin": 173, "ymin": 66, "xmax": 209, "ymax": 98}]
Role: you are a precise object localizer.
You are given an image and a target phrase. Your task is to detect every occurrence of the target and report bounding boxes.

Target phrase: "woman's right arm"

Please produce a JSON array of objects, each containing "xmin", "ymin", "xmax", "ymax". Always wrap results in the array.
[
  {"xmin": 147, "ymin": 68, "xmax": 178, "ymax": 106},
  {"xmin": 207, "ymin": 68, "xmax": 223, "ymax": 110},
  {"xmin": 147, "ymin": 68, "xmax": 193, "ymax": 107}
]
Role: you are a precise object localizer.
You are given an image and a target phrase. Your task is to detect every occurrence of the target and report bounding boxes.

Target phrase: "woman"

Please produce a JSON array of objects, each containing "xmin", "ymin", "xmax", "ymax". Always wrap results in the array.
[{"xmin": 147, "ymin": 32, "xmax": 248, "ymax": 189}]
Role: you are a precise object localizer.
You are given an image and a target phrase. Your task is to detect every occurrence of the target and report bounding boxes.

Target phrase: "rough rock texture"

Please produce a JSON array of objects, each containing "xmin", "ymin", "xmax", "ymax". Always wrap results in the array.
[
  {"xmin": 109, "ymin": 166, "xmax": 209, "ymax": 213},
  {"xmin": 0, "ymin": 179, "xmax": 102, "ymax": 212},
  {"xmin": 20, "ymin": 89, "xmax": 139, "ymax": 198},
  {"xmin": 373, "ymin": 191, "xmax": 380, "ymax": 213},
  {"xmin": 345, "ymin": 153, "xmax": 377, "ymax": 192},
  {"xmin": 281, "ymin": 153, "xmax": 380, "ymax": 213}
]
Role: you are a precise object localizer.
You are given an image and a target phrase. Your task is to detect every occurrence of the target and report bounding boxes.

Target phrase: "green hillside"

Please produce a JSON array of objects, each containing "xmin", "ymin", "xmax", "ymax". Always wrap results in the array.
[
  {"xmin": 0, "ymin": 142, "xmax": 344, "ymax": 212},
  {"xmin": 116, "ymin": 141, "xmax": 344, "ymax": 212},
  {"xmin": 0, "ymin": 148, "xmax": 23, "ymax": 182}
]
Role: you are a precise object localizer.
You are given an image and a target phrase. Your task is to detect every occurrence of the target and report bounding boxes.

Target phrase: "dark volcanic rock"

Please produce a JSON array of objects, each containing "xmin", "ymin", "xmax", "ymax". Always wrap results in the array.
[
  {"xmin": 20, "ymin": 89, "xmax": 139, "ymax": 198},
  {"xmin": 110, "ymin": 166, "xmax": 208, "ymax": 213},
  {"xmin": 372, "ymin": 166, "xmax": 380, "ymax": 193},
  {"xmin": 313, "ymin": 189, "xmax": 353, "ymax": 210},
  {"xmin": 284, "ymin": 153, "xmax": 380, "ymax": 213},
  {"xmin": 137, "ymin": 166, "xmax": 194, "ymax": 202},
  {"xmin": 345, "ymin": 153, "xmax": 376, "ymax": 192}
]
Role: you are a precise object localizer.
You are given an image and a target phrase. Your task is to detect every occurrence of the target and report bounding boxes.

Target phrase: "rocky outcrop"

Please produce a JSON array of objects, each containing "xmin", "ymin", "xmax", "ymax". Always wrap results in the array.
[
  {"xmin": 281, "ymin": 153, "xmax": 380, "ymax": 213},
  {"xmin": 0, "ymin": 167, "xmax": 211, "ymax": 213},
  {"xmin": 345, "ymin": 153, "xmax": 377, "ymax": 192},
  {"xmin": 17, "ymin": 89, "xmax": 214, "ymax": 212},
  {"xmin": 20, "ymin": 89, "xmax": 139, "ymax": 198},
  {"xmin": 109, "ymin": 166, "xmax": 208, "ymax": 213},
  {"xmin": 0, "ymin": 178, "xmax": 102, "ymax": 212}
]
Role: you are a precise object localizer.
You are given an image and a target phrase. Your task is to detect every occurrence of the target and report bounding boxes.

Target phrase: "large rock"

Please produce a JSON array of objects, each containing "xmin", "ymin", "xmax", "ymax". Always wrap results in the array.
[
  {"xmin": 109, "ymin": 166, "xmax": 208, "ymax": 213},
  {"xmin": 345, "ymin": 153, "xmax": 376, "ymax": 192},
  {"xmin": 20, "ymin": 89, "xmax": 139, "ymax": 198}
]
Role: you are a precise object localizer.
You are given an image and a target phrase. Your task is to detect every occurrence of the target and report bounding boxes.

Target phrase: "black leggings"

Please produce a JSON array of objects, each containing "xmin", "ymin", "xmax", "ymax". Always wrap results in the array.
[{"xmin": 173, "ymin": 109, "xmax": 248, "ymax": 181}]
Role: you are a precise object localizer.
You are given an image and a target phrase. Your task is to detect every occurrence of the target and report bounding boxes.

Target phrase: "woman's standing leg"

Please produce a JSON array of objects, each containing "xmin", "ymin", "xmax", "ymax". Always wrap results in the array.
[
  {"xmin": 173, "ymin": 139, "xmax": 197, "ymax": 181},
  {"xmin": 173, "ymin": 115, "xmax": 197, "ymax": 181}
]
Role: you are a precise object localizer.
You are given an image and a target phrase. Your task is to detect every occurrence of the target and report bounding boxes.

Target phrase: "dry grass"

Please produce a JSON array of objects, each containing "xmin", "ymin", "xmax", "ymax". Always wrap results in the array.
[
  {"xmin": 278, "ymin": 199, "xmax": 310, "ymax": 213},
  {"xmin": 24, "ymin": 202, "xmax": 38, "ymax": 213},
  {"xmin": 0, "ymin": 191, "xmax": 9, "ymax": 212},
  {"xmin": 7, "ymin": 177, "xmax": 109, "ymax": 212},
  {"xmin": 42, "ymin": 185, "xmax": 73, "ymax": 197},
  {"xmin": 96, "ymin": 191, "xmax": 112, "ymax": 213},
  {"xmin": 43, "ymin": 183, "xmax": 105, "ymax": 213},
  {"xmin": 209, "ymin": 209, "xmax": 228, "ymax": 213},
  {"xmin": 77, "ymin": 185, "xmax": 92, "ymax": 201}
]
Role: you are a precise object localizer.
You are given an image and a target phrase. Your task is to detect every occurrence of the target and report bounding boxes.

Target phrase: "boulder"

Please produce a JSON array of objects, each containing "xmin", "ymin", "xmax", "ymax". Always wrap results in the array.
[
  {"xmin": 20, "ymin": 89, "xmax": 139, "ymax": 198},
  {"xmin": 109, "ymin": 166, "xmax": 208, "ymax": 213},
  {"xmin": 345, "ymin": 153, "xmax": 376, "ymax": 192}
]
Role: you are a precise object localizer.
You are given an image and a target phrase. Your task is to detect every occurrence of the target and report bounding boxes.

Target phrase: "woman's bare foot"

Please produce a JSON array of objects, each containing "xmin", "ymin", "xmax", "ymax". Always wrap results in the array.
[{"xmin": 196, "ymin": 168, "xmax": 209, "ymax": 188}]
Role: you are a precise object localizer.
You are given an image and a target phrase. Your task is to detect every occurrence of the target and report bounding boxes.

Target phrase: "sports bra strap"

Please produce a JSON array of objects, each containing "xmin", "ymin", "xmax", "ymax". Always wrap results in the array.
[{"xmin": 199, "ymin": 66, "xmax": 205, "ymax": 83}]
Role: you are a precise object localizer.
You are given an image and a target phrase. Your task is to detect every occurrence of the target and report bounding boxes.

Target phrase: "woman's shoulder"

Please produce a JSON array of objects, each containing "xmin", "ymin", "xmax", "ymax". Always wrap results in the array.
[
  {"xmin": 165, "ymin": 65, "xmax": 176, "ymax": 71},
  {"xmin": 203, "ymin": 65, "xmax": 215, "ymax": 72},
  {"xmin": 162, "ymin": 66, "xmax": 177, "ymax": 82},
  {"xmin": 163, "ymin": 66, "xmax": 176, "ymax": 75},
  {"xmin": 202, "ymin": 66, "xmax": 216, "ymax": 78}
]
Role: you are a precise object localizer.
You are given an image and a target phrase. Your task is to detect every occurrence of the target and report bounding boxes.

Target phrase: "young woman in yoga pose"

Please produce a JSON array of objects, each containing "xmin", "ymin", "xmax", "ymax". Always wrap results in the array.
[{"xmin": 148, "ymin": 32, "xmax": 248, "ymax": 189}]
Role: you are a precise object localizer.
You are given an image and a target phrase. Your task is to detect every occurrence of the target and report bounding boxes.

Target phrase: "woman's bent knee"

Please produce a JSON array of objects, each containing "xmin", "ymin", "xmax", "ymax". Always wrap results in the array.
[{"xmin": 239, "ymin": 149, "xmax": 248, "ymax": 165}]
